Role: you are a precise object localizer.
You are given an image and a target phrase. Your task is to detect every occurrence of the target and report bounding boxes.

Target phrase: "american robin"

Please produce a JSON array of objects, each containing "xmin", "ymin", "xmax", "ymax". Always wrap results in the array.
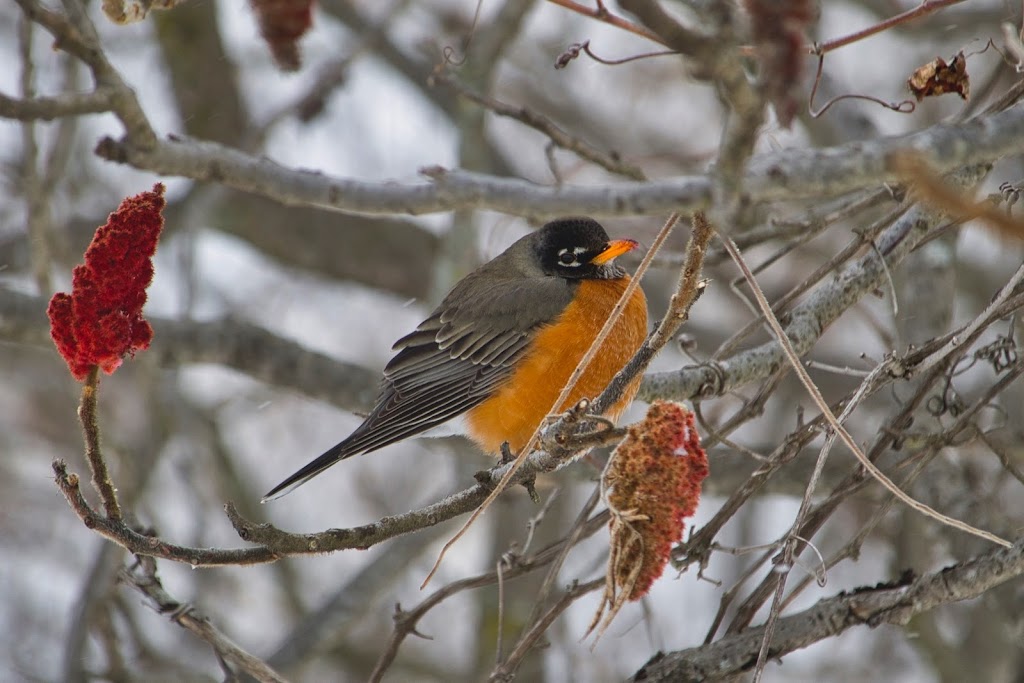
[{"xmin": 264, "ymin": 217, "xmax": 648, "ymax": 501}]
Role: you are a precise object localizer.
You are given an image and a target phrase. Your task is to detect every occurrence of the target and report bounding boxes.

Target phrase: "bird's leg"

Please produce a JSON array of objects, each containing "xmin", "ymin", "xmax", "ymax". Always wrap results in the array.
[
  {"xmin": 475, "ymin": 442, "xmax": 540, "ymax": 503},
  {"xmin": 548, "ymin": 399, "xmax": 619, "ymax": 451},
  {"xmin": 499, "ymin": 441, "xmax": 541, "ymax": 503},
  {"xmin": 564, "ymin": 398, "xmax": 617, "ymax": 433}
]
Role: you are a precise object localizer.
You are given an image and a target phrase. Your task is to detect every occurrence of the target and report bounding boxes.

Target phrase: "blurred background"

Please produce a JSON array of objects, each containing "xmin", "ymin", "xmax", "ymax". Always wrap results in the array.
[{"xmin": 2, "ymin": 1, "xmax": 1023, "ymax": 681}]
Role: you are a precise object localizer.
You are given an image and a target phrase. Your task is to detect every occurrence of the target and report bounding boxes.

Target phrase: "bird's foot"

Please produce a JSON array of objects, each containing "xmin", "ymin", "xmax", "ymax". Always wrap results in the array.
[{"xmin": 545, "ymin": 399, "xmax": 617, "ymax": 448}]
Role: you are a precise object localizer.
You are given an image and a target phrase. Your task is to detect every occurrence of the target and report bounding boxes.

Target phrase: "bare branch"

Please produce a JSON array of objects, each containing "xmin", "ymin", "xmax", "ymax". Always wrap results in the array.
[
  {"xmin": 77, "ymin": 368, "xmax": 121, "ymax": 520},
  {"xmin": 432, "ymin": 72, "xmax": 647, "ymax": 180},
  {"xmin": 815, "ymin": 0, "xmax": 970, "ymax": 55},
  {"xmin": 82, "ymin": 101, "xmax": 1024, "ymax": 217},
  {"xmin": 52, "ymin": 424, "xmax": 600, "ymax": 566},
  {"xmin": 53, "ymin": 460, "xmax": 278, "ymax": 566},
  {"xmin": 120, "ymin": 557, "xmax": 287, "ymax": 682},
  {"xmin": 630, "ymin": 535, "xmax": 1024, "ymax": 682},
  {"xmin": 369, "ymin": 508, "xmax": 608, "ymax": 682},
  {"xmin": 0, "ymin": 87, "xmax": 115, "ymax": 120},
  {"xmin": 640, "ymin": 164, "xmax": 990, "ymax": 402},
  {"xmin": 13, "ymin": 0, "xmax": 156, "ymax": 145},
  {"xmin": 546, "ymin": 0, "xmax": 669, "ymax": 46}
]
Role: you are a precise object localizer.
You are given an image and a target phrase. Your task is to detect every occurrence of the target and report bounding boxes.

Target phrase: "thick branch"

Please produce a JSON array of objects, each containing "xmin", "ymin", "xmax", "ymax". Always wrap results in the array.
[
  {"xmin": 629, "ymin": 536, "xmax": 1024, "ymax": 682},
  {"xmin": 90, "ymin": 102, "xmax": 1024, "ymax": 217}
]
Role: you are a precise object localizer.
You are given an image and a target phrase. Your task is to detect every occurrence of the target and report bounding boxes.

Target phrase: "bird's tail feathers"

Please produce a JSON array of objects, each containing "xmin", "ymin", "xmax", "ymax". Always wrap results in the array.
[{"xmin": 261, "ymin": 441, "xmax": 357, "ymax": 502}]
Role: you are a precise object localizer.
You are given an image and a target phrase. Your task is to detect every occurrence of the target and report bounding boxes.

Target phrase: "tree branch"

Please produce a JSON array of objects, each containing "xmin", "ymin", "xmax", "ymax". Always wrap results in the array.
[
  {"xmin": 546, "ymin": 0, "xmax": 669, "ymax": 47},
  {"xmin": 120, "ymin": 556, "xmax": 287, "ymax": 682},
  {"xmin": 0, "ymin": 87, "xmax": 114, "ymax": 120},
  {"xmin": 370, "ymin": 508, "xmax": 608, "ymax": 682},
  {"xmin": 13, "ymin": 0, "xmax": 155, "ymax": 145},
  {"xmin": 52, "ymin": 460, "xmax": 278, "ymax": 566},
  {"xmin": 78, "ymin": 368, "xmax": 121, "ymax": 520},
  {"xmin": 86, "ymin": 101, "xmax": 1024, "ymax": 217},
  {"xmin": 639, "ymin": 164, "xmax": 990, "ymax": 402},
  {"xmin": 432, "ymin": 72, "xmax": 647, "ymax": 180},
  {"xmin": 51, "ymin": 426, "xmax": 589, "ymax": 565},
  {"xmin": 629, "ymin": 535, "xmax": 1024, "ymax": 682}
]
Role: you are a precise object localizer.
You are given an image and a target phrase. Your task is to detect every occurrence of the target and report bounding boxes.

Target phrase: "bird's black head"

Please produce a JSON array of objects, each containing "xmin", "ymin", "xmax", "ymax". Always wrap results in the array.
[{"xmin": 533, "ymin": 217, "xmax": 638, "ymax": 280}]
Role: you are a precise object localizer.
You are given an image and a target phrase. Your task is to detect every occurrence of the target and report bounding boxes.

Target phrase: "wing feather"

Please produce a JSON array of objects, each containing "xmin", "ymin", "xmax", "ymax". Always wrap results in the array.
[{"xmin": 263, "ymin": 259, "xmax": 576, "ymax": 500}]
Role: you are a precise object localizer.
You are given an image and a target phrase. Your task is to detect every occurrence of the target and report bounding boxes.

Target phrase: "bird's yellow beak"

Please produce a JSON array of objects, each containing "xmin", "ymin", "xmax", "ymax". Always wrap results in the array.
[{"xmin": 590, "ymin": 238, "xmax": 639, "ymax": 265}]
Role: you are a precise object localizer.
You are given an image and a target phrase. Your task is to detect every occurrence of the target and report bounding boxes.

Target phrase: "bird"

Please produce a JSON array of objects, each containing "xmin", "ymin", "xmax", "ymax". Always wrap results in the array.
[{"xmin": 263, "ymin": 217, "xmax": 648, "ymax": 501}]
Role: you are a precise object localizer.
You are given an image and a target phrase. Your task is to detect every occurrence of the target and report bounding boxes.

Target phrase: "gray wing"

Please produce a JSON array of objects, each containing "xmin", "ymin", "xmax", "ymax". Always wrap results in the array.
[
  {"xmin": 263, "ymin": 271, "xmax": 572, "ymax": 500},
  {"xmin": 347, "ymin": 272, "xmax": 574, "ymax": 452}
]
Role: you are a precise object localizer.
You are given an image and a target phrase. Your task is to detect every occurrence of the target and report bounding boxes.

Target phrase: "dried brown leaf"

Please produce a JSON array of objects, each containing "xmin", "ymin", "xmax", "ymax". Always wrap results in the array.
[{"xmin": 907, "ymin": 51, "xmax": 970, "ymax": 101}]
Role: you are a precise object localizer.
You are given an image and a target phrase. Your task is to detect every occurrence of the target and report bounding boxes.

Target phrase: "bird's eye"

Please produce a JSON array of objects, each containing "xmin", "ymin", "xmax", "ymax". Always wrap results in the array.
[{"xmin": 558, "ymin": 252, "xmax": 577, "ymax": 265}]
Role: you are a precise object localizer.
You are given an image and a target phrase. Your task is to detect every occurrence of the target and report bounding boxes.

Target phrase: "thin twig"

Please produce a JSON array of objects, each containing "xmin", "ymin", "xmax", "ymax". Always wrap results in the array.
[
  {"xmin": 814, "ymin": 0, "xmax": 969, "ymax": 55},
  {"xmin": 717, "ymin": 234, "xmax": 1011, "ymax": 548},
  {"xmin": 545, "ymin": 0, "xmax": 668, "ymax": 46},
  {"xmin": 433, "ymin": 72, "xmax": 646, "ymax": 180},
  {"xmin": 915, "ymin": 264, "xmax": 1024, "ymax": 376},
  {"xmin": 52, "ymin": 461, "xmax": 278, "ymax": 565},
  {"xmin": 522, "ymin": 486, "xmax": 600, "ymax": 630},
  {"xmin": 720, "ymin": 296, "xmax": 1024, "ymax": 634},
  {"xmin": 552, "ymin": 0, "xmax": 965, "ymax": 61},
  {"xmin": 592, "ymin": 211, "xmax": 714, "ymax": 416},
  {"xmin": 368, "ymin": 511, "xmax": 609, "ymax": 682},
  {"xmin": 807, "ymin": 53, "xmax": 915, "ymax": 118},
  {"xmin": 53, "ymin": 401, "xmax": 618, "ymax": 567},
  {"xmin": 643, "ymin": 166, "xmax": 996, "ymax": 405},
  {"xmin": 121, "ymin": 557, "xmax": 287, "ymax": 683},
  {"xmin": 712, "ymin": 201, "xmax": 908, "ymax": 360},
  {"xmin": 779, "ymin": 361, "xmax": 1024, "ymax": 614},
  {"xmin": 556, "ymin": 39, "xmax": 679, "ymax": 69},
  {"xmin": 489, "ymin": 578, "xmax": 605, "ymax": 681},
  {"xmin": 751, "ymin": 360, "xmax": 892, "ymax": 681}
]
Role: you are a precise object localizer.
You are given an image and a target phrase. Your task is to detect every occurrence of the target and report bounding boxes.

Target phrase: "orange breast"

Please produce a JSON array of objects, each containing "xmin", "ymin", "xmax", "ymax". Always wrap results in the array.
[{"xmin": 466, "ymin": 276, "xmax": 648, "ymax": 455}]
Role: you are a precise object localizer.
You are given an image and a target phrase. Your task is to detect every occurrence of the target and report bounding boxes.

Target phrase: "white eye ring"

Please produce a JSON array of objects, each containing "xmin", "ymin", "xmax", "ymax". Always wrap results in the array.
[{"xmin": 557, "ymin": 247, "xmax": 581, "ymax": 266}]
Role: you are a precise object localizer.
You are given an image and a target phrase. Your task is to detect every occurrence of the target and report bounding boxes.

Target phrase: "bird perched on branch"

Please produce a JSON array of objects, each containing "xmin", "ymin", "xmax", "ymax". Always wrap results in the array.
[{"xmin": 264, "ymin": 217, "xmax": 648, "ymax": 501}]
